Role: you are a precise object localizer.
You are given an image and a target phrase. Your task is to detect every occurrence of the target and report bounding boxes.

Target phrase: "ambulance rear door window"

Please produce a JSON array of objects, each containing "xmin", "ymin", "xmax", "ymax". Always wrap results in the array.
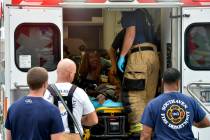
[
  {"xmin": 14, "ymin": 23, "xmax": 61, "ymax": 72},
  {"xmin": 185, "ymin": 23, "xmax": 210, "ymax": 70}
]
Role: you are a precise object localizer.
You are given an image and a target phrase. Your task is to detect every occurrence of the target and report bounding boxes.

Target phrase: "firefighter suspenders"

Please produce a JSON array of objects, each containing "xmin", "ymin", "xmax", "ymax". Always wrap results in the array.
[{"xmin": 47, "ymin": 84, "xmax": 77, "ymax": 133}]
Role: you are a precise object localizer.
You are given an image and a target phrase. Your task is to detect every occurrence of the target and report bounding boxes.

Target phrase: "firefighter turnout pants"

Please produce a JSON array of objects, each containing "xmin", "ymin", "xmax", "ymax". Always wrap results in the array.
[{"xmin": 122, "ymin": 42, "xmax": 160, "ymax": 134}]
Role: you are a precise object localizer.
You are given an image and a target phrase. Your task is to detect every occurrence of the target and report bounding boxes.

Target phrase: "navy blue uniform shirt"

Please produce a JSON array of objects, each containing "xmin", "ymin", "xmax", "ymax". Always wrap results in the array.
[
  {"xmin": 5, "ymin": 96, "xmax": 64, "ymax": 140},
  {"xmin": 141, "ymin": 92, "xmax": 206, "ymax": 140},
  {"xmin": 121, "ymin": 9, "xmax": 154, "ymax": 45}
]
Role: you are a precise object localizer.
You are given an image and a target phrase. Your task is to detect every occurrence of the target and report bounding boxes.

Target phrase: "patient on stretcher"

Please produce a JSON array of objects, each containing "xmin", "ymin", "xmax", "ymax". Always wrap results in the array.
[{"xmin": 76, "ymin": 49, "xmax": 121, "ymax": 107}]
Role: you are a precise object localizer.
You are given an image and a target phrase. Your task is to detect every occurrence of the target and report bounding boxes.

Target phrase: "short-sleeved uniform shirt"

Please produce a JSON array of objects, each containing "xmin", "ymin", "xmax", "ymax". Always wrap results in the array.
[
  {"xmin": 113, "ymin": 10, "xmax": 147, "ymax": 53},
  {"xmin": 141, "ymin": 92, "xmax": 206, "ymax": 140},
  {"xmin": 5, "ymin": 96, "xmax": 64, "ymax": 140},
  {"xmin": 44, "ymin": 83, "xmax": 95, "ymax": 134},
  {"xmin": 114, "ymin": 9, "xmax": 154, "ymax": 51},
  {"xmin": 121, "ymin": 9, "xmax": 153, "ymax": 45}
]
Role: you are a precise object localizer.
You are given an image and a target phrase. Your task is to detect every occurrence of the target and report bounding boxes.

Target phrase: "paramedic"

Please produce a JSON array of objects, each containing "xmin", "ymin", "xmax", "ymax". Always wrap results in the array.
[
  {"xmin": 141, "ymin": 68, "xmax": 210, "ymax": 140},
  {"xmin": 44, "ymin": 58, "xmax": 98, "ymax": 140},
  {"xmin": 5, "ymin": 67, "xmax": 64, "ymax": 140},
  {"xmin": 117, "ymin": 9, "xmax": 160, "ymax": 134}
]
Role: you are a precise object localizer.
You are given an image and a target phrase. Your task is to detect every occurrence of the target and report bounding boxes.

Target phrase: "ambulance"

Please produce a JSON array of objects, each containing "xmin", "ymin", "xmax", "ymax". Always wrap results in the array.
[{"xmin": 1, "ymin": 0, "xmax": 210, "ymax": 139}]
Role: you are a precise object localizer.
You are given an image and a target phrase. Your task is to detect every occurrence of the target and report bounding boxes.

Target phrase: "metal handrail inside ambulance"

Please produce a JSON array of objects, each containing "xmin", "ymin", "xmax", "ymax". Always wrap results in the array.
[{"xmin": 187, "ymin": 83, "xmax": 210, "ymax": 114}]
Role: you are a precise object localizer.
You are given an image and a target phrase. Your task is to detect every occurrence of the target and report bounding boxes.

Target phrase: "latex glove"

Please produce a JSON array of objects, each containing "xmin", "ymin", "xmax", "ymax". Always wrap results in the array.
[{"xmin": 117, "ymin": 56, "xmax": 125, "ymax": 72}]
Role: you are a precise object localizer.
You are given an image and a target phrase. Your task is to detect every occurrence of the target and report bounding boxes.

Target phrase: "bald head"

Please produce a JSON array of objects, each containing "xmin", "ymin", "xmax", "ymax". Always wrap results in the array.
[{"xmin": 57, "ymin": 59, "xmax": 76, "ymax": 82}]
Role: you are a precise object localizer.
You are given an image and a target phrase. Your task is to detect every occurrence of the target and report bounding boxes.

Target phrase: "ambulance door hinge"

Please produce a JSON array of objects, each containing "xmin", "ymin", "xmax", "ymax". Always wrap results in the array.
[{"xmin": 170, "ymin": 13, "xmax": 190, "ymax": 19}]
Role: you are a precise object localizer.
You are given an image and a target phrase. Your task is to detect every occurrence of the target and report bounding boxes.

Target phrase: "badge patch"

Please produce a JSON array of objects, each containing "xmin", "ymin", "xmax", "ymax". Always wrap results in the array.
[{"xmin": 161, "ymin": 99, "xmax": 190, "ymax": 129}]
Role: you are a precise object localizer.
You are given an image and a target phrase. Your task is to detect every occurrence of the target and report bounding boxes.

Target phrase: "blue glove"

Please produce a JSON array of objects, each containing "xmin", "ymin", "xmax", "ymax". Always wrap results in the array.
[{"xmin": 117, "ymin": 56, "xmax": 125, "ymax": 72}]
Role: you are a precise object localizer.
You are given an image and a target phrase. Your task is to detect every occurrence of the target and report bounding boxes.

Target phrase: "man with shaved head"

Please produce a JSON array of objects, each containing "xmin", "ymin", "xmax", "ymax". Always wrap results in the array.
[
  {"xmin": 56, "ymin": 59, "xmax": 77, "ymax": 84},
  {"xmin": 44, "ymin": 58, "xmax": 98, "ymax": 140}
]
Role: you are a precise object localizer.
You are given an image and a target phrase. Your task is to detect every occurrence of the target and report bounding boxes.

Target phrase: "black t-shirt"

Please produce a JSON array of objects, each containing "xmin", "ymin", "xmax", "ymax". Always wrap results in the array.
[
  {"xmin": 111, "ymin": 29, "xmax": 126, "ymax": 56},
  {"xmin": 111, "ymin": 29, "xmax": 126, "ymax": 79}
]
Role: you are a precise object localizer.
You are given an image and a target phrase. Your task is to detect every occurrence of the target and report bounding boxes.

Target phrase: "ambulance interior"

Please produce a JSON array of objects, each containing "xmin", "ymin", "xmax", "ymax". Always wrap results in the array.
[
  {"xmin": 60, "ymin": 8, "xmax": 170, "ymax": 136},
  {"xmin": 62, "ymin": 8, "xmax": 168, "ymax": 100}
]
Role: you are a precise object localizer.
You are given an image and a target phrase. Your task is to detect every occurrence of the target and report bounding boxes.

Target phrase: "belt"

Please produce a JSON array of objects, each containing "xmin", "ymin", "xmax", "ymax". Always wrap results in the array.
[{"xmin": 130, "ymin": 46, "xmax": 154, "ymax": 54}]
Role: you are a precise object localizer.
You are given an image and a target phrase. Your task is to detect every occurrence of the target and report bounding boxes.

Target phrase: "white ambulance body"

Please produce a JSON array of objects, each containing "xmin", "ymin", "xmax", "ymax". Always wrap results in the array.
[{"xmin": 1, "ymin": 0, "xmax": 210, "ymax": 139}]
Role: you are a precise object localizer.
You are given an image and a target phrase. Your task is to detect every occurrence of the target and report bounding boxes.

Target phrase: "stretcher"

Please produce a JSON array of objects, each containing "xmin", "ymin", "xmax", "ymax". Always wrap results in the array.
[{"xmin": 84, "ymin": 99, "xmax": 128, "ymax": 140}]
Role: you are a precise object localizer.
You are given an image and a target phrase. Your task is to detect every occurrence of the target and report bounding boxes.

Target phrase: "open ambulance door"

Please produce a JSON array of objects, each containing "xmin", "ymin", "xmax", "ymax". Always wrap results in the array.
[
  {"xmin": 4, "ymin": 6, "xmax": 63, "ymax": 103},
  {"xmin": 182, "ymin": 7, "xmax": 210, "ymax": 139}
]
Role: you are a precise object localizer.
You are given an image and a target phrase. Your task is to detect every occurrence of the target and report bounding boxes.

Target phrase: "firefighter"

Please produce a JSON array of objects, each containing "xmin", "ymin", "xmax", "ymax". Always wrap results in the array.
[
  {"xmin": 141, "ymin": 68, "xmax": 210, "ymax": 140},
  {"xmin": 112, "ymin": 9, "xmax": 160, "ymax": 135},
  {"xmin": 44, "ymin": 59, "xmax": 98, "ymax": 140}
]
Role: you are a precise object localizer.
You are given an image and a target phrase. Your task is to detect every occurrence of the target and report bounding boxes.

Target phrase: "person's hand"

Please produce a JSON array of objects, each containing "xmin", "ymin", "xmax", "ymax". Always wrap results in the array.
[
  {"xmin": 117, "ymin": 56, "xmax": 125, "ymax": 72},
  {"xmin": 96, "ymin": 94, "xmax": 106, "ymax": 104}
]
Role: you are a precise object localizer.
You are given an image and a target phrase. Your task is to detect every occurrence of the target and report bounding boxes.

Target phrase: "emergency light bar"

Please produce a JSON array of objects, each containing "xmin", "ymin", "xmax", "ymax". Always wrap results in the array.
[
  {"xmin": 12, "ymin": 0, "xmax": 210, "ymax": 10},
  {"xmin": 12, "ymin": 0, "xmax": 62, "ymax": 5}
]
